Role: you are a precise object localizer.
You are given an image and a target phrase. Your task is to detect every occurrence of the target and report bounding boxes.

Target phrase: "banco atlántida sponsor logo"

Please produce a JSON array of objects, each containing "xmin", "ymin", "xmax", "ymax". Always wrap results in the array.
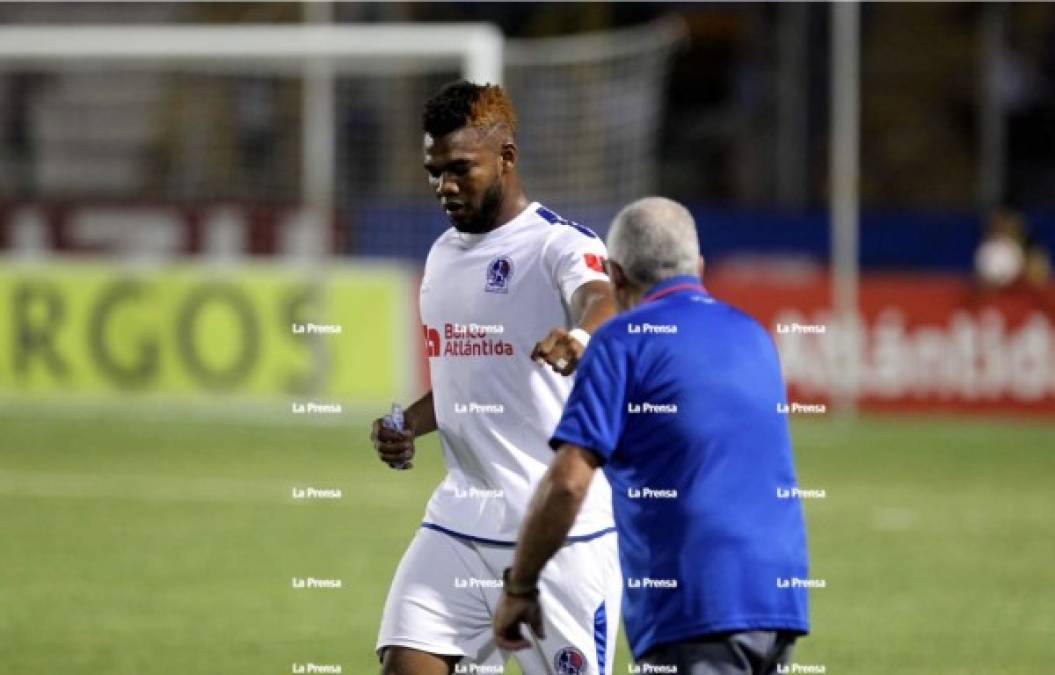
[{"xmin": 422, "ymin": 322, "xmax": 514, "ymax": 358}]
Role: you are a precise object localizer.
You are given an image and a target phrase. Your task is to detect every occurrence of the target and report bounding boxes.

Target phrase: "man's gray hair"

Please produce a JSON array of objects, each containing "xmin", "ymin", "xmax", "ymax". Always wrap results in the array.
[{"xmin": 606, "ymin": 196, "xmax": 700, "ymax": 285}]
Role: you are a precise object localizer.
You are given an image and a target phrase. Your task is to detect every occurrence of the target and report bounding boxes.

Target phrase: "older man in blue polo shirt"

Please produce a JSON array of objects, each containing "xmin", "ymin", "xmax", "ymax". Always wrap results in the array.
[{"xmin": 493, "ymin": 197, "xmax": 809, "ymax": 674}]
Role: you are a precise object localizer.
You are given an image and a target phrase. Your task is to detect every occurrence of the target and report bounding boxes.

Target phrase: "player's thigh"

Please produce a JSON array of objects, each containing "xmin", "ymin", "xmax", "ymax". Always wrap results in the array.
[
  {"xmin": 377, "ymin": 527, "xmax": 499, "ymax": 663},
  {"xmin": 381, "ymin": 646, "xmax": 460, "ymax": 675},
  {"xmin": 501, "ymin": 534, "xmax": 622, "ymax": 675}
]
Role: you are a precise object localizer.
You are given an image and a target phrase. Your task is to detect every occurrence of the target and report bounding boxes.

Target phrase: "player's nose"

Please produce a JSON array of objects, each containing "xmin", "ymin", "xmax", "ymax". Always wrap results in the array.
[{"xmin": 435, "ymin": 173, "xmax": 459, "ymax": 198}]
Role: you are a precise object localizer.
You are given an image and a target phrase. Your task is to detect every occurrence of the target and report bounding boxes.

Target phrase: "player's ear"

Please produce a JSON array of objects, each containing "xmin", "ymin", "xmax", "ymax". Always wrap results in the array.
[
  {"xmin": 499, "ymin": 142, "xmax": 517, "ymax": 171},
  {"xmin": 698, "ymin": 255, "xmax": 706, "ymax": 280}
]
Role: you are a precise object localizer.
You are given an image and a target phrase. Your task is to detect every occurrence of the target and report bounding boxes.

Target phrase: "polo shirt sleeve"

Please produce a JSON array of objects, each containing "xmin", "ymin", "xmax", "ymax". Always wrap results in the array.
[{"xmin": 549, "ymin": 328, "xmax": 628, "ymax": 463}]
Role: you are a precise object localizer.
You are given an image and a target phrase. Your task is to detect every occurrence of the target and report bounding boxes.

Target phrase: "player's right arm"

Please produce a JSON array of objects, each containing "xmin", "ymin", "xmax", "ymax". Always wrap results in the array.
[{"xmin": 370, "ymin": 390, "xmax": 436, "ymax": 469}]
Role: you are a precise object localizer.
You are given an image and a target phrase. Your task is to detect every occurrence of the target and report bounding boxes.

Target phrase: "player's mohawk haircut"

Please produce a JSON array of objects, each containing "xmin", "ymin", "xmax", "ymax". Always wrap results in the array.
[{"xmin": 422, "ymin": 80, "xmax": 517, "ymax": 138}]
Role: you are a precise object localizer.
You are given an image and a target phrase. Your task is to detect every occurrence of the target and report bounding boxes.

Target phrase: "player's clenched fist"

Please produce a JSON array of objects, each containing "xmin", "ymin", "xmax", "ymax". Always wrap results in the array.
[
  {"xmin": 531, "ymin": 328, "xmax": 586, "ymax": 376},
  {"xmin": 370, "ymin": 418, "xmax": 416, "ymax": 470},
  {"xmin": 493, "ymin": 592, "xmax": 545, "ymax": 651}
]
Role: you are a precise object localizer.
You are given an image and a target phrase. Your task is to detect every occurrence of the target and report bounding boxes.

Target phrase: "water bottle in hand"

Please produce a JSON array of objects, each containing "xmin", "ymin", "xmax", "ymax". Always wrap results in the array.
[{"xmin": 381, "ymin": 403, "xmax": 410, "ymax": 470}]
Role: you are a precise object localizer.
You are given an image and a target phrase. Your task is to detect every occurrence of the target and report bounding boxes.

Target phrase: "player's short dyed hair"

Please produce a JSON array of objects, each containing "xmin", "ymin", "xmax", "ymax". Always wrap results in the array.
[{"xmin": 422, "ymin": 80, "xmax": 517, "ymax": 139}]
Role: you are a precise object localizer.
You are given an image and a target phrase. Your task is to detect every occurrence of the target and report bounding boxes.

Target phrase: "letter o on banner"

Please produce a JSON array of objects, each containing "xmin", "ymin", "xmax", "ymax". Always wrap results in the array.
[{"xmin": 176, "ymin": 282, "xmax": 260, "ymax": 390}]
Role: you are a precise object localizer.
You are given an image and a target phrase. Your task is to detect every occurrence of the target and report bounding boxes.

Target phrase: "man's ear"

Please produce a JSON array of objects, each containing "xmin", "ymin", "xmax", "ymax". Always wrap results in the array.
[
  {"xmin": 698, "ymin": 255, "xmax": 706, "ymax": 280},
  {"xmin": 608, "ymin": 260, "xmax": 629, "ymax": 290},
  {"xmin": 500, "ymin": 142, "xmax": 517, "ymax": 172}
]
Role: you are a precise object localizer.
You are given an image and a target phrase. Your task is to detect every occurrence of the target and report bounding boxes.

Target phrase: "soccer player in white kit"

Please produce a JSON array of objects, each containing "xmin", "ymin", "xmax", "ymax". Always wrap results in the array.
[{"xmin": 370, "ymin": 81, "xmax": 622, "ymax": 675}]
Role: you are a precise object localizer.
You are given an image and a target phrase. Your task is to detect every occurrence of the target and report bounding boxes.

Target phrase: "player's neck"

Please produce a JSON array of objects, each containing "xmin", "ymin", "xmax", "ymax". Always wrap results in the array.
[{"xmin": 489, "ymin": 193, "xmax": 531, "ymax": 232}]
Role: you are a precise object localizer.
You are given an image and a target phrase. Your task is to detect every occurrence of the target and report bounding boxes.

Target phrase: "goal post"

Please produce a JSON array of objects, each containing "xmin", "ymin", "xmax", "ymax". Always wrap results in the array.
[
  {"xmin": 0, "ymin": 23, "xmax": 504, "ymax": 261},
  {"xmin": 0, "ymin": 24, "xmax": 504, "ymax": 79}
]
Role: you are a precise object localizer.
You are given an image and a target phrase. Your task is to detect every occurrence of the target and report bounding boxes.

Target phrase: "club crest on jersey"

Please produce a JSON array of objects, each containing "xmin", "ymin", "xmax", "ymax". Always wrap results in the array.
[
  {"xmin": 485, "ymin": 255, "xmax": 514, "ymax": 293},
  {"xmin": 553, "ymin": 646, "xmax": 588, "ymax": 675}
]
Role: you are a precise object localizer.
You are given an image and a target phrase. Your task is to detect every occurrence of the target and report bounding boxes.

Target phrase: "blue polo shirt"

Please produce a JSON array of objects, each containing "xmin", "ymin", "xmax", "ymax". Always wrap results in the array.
[{"xmin": 550, "ymin": 275, "xmax": 810, "ymax": 659}]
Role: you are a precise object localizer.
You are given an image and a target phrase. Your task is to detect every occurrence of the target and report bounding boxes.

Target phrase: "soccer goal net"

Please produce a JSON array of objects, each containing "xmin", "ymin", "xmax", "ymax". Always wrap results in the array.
[{"xmin": 0, "ymin": 17, "xmax": 685, "ymax": 260}]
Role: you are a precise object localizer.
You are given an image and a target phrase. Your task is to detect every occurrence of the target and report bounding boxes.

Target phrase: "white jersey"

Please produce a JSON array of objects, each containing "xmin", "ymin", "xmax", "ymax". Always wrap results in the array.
[{"xmin": 419, "ymin": 201, "xmax": 614, "ymax": 542}]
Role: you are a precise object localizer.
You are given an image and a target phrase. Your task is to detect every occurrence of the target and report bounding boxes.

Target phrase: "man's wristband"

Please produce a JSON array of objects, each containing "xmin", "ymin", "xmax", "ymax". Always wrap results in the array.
[
  {"xmin": 568, "ymin": 328, "xmax": 591, "ymax": 348},
  {"xmin": 502, "ymin": 567, "xmax": 539, "ymax": 599}
]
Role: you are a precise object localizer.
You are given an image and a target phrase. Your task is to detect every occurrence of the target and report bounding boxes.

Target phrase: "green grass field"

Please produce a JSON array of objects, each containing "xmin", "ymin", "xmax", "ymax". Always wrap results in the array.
[{"xmin": 1, "ymin": 402, "xmax": 1053, "ymax": 674}]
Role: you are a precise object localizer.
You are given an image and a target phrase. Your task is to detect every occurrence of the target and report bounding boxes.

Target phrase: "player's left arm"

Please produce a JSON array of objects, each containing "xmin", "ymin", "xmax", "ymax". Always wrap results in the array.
[
  {"xmin": 493, "ymin": 442, "xmax": 601, "ymax": 649},
  {"xmin": 532, "ymin": 280, "xmax": 615, "ymax": 375}
]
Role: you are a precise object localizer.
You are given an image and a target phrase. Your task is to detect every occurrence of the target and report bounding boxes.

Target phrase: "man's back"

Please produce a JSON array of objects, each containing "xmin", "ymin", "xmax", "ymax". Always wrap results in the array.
[{"xmin": 551, "ymin": 276, "xmax": 810, "ymax": 659}]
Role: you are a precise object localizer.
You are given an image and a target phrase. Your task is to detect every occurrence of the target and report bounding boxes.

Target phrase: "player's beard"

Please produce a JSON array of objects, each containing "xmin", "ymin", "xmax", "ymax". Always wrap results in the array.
[{"xmin": 453, "ymin": 181, "xmax": 503, "ymax": 234}]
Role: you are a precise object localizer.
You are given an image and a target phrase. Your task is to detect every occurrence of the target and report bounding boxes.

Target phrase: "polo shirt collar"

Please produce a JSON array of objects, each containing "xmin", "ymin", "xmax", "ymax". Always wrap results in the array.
[{"xmin": 641, "ymin": 275, "xmax": 709, "ymax": 303}]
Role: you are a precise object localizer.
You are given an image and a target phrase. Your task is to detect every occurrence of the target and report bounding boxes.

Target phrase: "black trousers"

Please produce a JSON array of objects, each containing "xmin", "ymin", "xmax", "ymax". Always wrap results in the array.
[{"xmin": 638, "ymin": 631, "xmax": 799, "ymax": 675}]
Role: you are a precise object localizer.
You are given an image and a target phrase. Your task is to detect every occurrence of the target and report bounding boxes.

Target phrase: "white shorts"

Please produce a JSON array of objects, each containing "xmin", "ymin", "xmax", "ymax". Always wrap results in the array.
[{"xmin": 377, "ymin": 525, "xmax": 622, "ymax": 675}]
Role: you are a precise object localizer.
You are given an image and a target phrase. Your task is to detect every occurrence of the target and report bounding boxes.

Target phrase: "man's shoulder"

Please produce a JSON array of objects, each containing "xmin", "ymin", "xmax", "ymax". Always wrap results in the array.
[
  {"xmin": 691, "ymin": 295, "xmax": 767, "ymax": 334},
  {"xmin": 641, "ymin": 293, "xmax": 774, "ymax": 348},
  {"xmin": 533, "ymin": 203, "xmax": 602, "ymax": 241},
  {"xmin": 531, "ymin": 205, "xmax": 606, "ymax": 284},
  {"xmin": 518, "ymin": 205, "xmax": 601, "ymax": 265}
]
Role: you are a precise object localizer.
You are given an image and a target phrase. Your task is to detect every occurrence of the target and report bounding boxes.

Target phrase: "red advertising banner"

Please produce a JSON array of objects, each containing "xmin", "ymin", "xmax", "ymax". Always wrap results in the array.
[
  {"xmin": 707, "ymin": 269, "xmax": 1055, "ymax": 414},
  {"xmin": 0, "ymin": 203, "xmax": 343, "ymax": 256}
]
